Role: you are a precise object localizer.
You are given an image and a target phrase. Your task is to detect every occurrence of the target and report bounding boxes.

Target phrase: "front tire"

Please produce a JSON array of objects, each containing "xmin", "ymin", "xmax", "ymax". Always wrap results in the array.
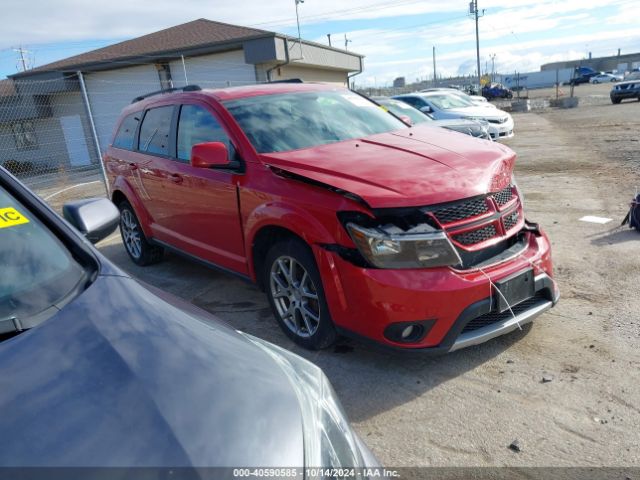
[
  {"xmin": 118, "ymin": 201, "xmax": 164, "ymax": 266},
  {"xmin": 263, "ymin": 238, "xmax": 337, "ymax": 349}
]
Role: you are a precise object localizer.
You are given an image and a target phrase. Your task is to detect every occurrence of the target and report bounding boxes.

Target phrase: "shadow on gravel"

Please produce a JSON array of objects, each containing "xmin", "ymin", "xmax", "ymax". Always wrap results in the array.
[
  {"xmin": 98, "ymin": 241, "xmax": 534, "ymax": 423},
  {"xmin": 588, "ymin": 227, "xmax": 639, "ymax": 246}
]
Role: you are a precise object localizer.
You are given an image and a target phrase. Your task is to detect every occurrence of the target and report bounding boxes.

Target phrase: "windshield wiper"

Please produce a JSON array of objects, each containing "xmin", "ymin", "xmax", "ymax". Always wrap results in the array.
[{"xmin": 0, "ymin": 316, "xmax": 24, "ymax": 335}]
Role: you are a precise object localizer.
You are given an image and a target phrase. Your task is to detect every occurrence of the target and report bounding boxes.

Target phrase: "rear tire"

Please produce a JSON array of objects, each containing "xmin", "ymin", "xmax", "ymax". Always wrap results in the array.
[
  {"xmin": 263, "ymin": 238, "xmax": 337, "ymax": 350},
  {"xmin": 118, "ymin": 201, "xmax": 164, "ymax": 266}
]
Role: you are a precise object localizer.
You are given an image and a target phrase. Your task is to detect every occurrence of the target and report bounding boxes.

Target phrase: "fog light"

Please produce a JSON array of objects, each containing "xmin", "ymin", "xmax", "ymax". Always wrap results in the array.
[
  {"xmin": 383, "ymin": 320, "xmax": 435, "ymax": 344},
  {"xmin": 401, "ymin": 325, "xmax": 415, "ymax": 339}
]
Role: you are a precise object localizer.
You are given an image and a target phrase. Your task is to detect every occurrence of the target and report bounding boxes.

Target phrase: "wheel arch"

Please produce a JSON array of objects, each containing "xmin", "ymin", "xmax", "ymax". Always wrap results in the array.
[
  {"xmin": 245, "ymin": 203, "xmax": 336, "ymax": 288},
  {"xmin": 110, "ymin": 178, "xmax": 153, "ymax": 238}
]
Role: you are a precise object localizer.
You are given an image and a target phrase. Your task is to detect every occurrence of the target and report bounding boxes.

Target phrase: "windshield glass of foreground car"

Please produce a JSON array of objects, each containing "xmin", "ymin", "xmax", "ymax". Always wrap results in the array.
[
  {"xmin": 224, "ymin": 90, "xmax": 407, "ymax": 153},
  {"xmin": 425, "ymin": 94, "xmax": 474, "ymax": 110},
  {"xmin": 0, "ymin": 187, "xmax": 85, "ymax": 338}
]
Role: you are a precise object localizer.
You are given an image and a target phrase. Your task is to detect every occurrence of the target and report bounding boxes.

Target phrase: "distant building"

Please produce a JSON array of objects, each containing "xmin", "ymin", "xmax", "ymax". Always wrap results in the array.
[
  {"xmin": 541, "ymin": 52, "xmax": 640, "ymax": 73},
  {"xmin": 393, "ymin": 77, "xmax": 406, "ymax": 88}
]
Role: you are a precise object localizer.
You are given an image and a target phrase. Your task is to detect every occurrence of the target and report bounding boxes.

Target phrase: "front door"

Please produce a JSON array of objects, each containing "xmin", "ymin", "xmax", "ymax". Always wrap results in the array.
[{"xmin": 154, "ymin": 103, "xmax": 247, "ymax": 275}]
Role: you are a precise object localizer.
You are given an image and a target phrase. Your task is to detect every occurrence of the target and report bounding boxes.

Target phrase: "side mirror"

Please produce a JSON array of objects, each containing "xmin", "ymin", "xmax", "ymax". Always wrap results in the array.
[
  {"xmin": 420, "ymin": 105, "xmax": 433, "ymax": 114},
  {"xmin": 191, "ymin": 142, "xmax": 230, "ymax": 169},
  {"xmin": 399, "ymin": 114, "xmax": 413, "ymax": 125},
  {"xmin": 63, "ymin": 198, "xmax": 119, "ymax": 244}
]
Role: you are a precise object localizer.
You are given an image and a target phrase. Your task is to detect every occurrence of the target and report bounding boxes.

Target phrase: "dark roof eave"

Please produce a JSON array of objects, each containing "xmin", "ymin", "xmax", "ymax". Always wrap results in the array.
[
  {"xmin": 9, "ymin": 32, "xmax": 277, "ymax": 79},
  {"xmin": 9, "ymin": 31, "xmax": 363, "ymax": 80}
]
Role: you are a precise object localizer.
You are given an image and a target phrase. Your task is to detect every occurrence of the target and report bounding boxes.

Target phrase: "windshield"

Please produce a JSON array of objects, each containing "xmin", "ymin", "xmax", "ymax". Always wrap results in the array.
[
  {"xmin": 0, "ymin": 186, "xmax": 85, "ymax": 339},
  {"xmin": 425, "ymin": 94, "xmax": 475, "ymax": 110},
  {"xmin": 377, "ymin": 99, "xmax": 432, "ymax": 124},
  {"xmin": 224, "ymin": 90, "xmax": 407, "ymax": 153}
]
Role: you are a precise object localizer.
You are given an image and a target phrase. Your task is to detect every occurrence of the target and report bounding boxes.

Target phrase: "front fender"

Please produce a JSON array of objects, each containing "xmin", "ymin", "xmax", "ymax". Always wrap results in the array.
[
  {"xmin": 111, "ymin": 176, "xmax": 154, "ymax": 238},
  {"xmin": 244, "ymin": 202, "xmax": 337, "ymax": 280}
]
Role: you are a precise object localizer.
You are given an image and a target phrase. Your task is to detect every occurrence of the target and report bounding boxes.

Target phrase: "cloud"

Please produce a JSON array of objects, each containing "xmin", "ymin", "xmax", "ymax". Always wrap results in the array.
[{"xmin": 1, "ymin": 0, "xmax": 638, "ymax": 86}]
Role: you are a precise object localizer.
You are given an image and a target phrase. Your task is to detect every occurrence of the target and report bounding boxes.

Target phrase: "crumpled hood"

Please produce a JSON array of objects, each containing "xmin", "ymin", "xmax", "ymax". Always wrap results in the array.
[
  {"xmin": 261, "ymin": 124, "xmax": 516, "ymax": 208},
  {"xmin": 0, "ymin": 275, "xmax": 304, "ymax": 467}
]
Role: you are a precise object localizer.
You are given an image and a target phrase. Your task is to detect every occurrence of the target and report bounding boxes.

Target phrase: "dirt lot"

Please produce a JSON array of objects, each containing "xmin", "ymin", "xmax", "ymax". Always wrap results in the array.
[{"xmin": 97, "ymin": 83, "xmax": 640, "ymax": 467}]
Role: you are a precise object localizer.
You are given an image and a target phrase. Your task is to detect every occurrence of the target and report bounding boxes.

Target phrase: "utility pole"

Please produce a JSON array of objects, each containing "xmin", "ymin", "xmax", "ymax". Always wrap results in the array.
[
  {"xmin": 490, "ymin": 53, "xmax": 496, "ymax": 82},
  {"xmin": 327, "ymin": 34, "xmax": 332, "ymax": 47},
  {"xmin": 344, "ymin": 34, "xmax": 352, "ymax": 51},
  {"xmin": 13, "ymin": 46, "xmax": 31, "ymax": 72},
  {"xmin": 470, "ymin": 0, "xmax": 483, "ymax": 88},
  {"xmin": 294, "ymin": 0, "xmax": 304, "ymax": 58},
  {"xmin": 432, "ymin": 46, "xmax": 437, "ymax": 87}
]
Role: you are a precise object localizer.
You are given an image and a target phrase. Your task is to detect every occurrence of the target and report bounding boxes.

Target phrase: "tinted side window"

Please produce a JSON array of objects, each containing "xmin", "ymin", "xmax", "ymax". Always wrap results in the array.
[
  {"xmin": 401, "ymin": 97, "xmax": 425, "ymax": 108},
  {"xmin": 139, "ymin": 106, "xmax": 174, "ymax": 156},
  {"xmin": 177, "ymin": 105, "xmax": 232, "ymax": 162},
  {"xmin": 113, "ymin": 112, "xmax": 141, "ymax": 150}
]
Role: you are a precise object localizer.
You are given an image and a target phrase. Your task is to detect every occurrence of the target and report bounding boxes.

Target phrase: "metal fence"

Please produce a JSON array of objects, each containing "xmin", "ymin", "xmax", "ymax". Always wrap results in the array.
[
  {"xmin": 0, "ymin": 74, "xmax": 107, "ymax": 211},
  {"xmin": 0, "ymin": 54, "xmax": 264, "ymax": 212}
]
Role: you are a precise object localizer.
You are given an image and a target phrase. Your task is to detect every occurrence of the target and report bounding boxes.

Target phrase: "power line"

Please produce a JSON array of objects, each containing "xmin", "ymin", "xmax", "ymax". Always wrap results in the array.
[{"xmin": 248, "ymin": 0, "xmax": 424, "ymax": 28}]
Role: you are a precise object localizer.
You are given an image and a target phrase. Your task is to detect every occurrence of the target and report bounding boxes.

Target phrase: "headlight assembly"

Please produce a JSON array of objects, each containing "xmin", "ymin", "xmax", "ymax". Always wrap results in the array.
[{"xmin": 346, "ymin": 222, "xmax": 462, "ymax": 269}]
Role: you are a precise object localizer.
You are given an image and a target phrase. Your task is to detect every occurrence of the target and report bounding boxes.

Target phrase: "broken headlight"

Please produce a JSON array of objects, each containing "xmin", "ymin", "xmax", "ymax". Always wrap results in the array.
[{"xmin": 346, "ymin": 222, "xmax": 462, "ymax": 269}]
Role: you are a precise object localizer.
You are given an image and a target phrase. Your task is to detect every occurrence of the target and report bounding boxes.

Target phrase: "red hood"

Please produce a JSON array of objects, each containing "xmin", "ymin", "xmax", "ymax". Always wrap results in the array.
[{"xmin": 260, "ymin": 124, "xmax": 516, "ymax": 208}]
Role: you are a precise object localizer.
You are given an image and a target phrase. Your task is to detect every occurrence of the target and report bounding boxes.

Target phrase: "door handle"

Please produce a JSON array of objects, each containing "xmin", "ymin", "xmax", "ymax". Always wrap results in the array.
[
  {"xmin": 169, "ymin": 174, "xmax": 183, "ymax": 184},
  {"xmin": 128, "ymin": 162, "xmax": 138, "ymax": 171}
]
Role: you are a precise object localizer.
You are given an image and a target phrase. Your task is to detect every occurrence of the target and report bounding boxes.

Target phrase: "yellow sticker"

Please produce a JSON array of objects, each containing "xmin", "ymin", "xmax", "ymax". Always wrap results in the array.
[{"xmin": 0, "ymin": 207, "xmax": 30, "ymax": 229}]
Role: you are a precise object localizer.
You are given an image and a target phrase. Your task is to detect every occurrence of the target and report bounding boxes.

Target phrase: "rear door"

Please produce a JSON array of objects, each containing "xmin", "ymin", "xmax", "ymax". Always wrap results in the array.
[
  {"xmin": 104, "ymin": 111, "xmax": 150, "ymax": 204},
  {"xmin": 158, "ymin": 102, "xmax": 247, "ymax": 274},
  {"xmin": 136, "ymin": 105, "xmax": 178, "ymax": 234}
]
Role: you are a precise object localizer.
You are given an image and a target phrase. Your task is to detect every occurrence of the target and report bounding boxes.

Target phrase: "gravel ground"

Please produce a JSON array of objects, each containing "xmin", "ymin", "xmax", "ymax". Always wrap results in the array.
[{"xmin": 96, "ymin": 86, "xmax": 640, "ymax": 468}]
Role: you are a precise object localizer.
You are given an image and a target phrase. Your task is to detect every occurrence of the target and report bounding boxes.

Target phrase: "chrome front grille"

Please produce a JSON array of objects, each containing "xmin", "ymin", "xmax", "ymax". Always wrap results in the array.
[
  {"xmin": 492, "ymin": 185, "xmax": 514, "ymax": 207},
  {"xmin": 426, "ymin": 186, "xmax": 522, "ymax": 250},
  {"xmin": 453, "ymin": 224, "xmax": 497, "ymax": 246},
  {"xmin": 503, "ymin": 211, "xmax": 519, "ymax": 231},
  {"xmin": 431, "ymin": 198, "xmax": 489, "ymax": 224}
]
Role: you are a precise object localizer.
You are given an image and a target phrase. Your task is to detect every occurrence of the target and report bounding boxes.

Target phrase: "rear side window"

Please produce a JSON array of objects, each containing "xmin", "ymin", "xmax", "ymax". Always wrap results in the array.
[
  {"xmin": 113, "ymin": 112, "xmax": 141, "ymax": 150},
  {"xmin": 400, "ymin": 97, "xmax": 426, "ymax": 108},
  {"xmin": 177, "ymin": 105, "xmax": 233, "ymax": 162},
  {"xmin": 139, "ymin": 106, "xmax": 174, "ymax": 156}
]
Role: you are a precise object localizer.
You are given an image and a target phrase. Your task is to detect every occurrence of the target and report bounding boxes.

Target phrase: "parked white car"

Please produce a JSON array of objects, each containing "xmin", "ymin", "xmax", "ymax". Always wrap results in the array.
[
  {"xmin": 590, "ymin": 73, "xmax": 621, "ymax": 83},
  {"xmin": 421, "ymin": 88, "xmax": 496, "ymax": 108},
  {"xmin": 394, "ymin": 91, "xmax": 514, "ymax": 140}
]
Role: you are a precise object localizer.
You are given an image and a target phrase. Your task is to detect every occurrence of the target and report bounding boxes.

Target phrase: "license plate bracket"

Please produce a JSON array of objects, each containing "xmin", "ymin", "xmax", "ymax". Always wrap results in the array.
[{"xmin": 494, "ymin": 269, "xmax": 535, "ymax": 313}]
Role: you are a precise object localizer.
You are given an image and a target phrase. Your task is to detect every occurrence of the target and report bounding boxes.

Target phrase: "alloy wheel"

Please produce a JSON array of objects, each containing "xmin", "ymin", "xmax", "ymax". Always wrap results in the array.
[
  {"xmin": 269, "ymin": 256, "xmax": 321, "ymax": 338},
  {"xmin": 121, "ymin": 209, "xmax": 142, "ymax": 260}
]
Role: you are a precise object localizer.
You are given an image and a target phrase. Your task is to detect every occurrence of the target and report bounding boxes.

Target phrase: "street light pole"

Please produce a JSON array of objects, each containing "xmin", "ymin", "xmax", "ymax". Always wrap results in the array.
[
  {"xmin": 432, "ymin": 45, "xmax": 437, "ymax": 87},
  {"xmin": 490, "ymin": 53, "xmax": 496, "ymax": 82},
  {"xmin": 295, "ymin": 0, "xmax": 304, "ymax": 58}
]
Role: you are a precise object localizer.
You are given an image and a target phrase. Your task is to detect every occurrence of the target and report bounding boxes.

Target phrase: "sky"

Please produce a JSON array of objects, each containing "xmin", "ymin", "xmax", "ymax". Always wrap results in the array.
[{"xmin": 0, "ymin": 0, "xmax": 639, "ymax": 86}]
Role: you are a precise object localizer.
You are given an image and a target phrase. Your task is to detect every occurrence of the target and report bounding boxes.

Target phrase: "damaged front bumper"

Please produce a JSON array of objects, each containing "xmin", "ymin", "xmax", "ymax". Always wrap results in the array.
[{"xmin": 314, "ymin": 222, "xmax": 558, "ymax": 353}]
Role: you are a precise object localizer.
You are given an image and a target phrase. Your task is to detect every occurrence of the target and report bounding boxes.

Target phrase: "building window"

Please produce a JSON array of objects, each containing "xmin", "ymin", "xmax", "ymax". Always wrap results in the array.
[{"xmin": 12, "ymin": 121, "xmax": 38, "ymax": 151}]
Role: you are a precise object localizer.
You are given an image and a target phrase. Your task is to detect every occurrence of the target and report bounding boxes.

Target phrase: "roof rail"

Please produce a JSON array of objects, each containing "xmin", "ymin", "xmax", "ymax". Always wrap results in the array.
[
  {"xmin": 267, "ymin": 78, "xmax": 304, "ymax": 84},
  {"xmin": 131, "ymin": 84, "xmax": 202, "ymax": 104}
]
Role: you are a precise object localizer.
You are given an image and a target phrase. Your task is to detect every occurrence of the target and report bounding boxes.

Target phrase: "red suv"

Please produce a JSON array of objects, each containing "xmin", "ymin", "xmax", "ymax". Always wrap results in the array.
[{"xmin": 104, "ymin": 83, "xmax": 558, "ymax": 352}]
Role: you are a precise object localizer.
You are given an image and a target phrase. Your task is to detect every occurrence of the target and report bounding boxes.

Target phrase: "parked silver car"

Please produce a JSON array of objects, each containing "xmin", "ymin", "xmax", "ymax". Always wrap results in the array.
[{"xmin": 373, "ymin": 96, "xmax": 491, "ymax": 140}]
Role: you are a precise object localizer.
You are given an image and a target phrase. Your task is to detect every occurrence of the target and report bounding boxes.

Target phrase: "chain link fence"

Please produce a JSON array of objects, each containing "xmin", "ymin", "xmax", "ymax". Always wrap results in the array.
[
  {"xmin": 0, "ymin": 74, "xmax": 107, "ymax": 212},
  {"xmin": 0, "ymin": 54, "xmax": 263, "ymax": 212}
]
